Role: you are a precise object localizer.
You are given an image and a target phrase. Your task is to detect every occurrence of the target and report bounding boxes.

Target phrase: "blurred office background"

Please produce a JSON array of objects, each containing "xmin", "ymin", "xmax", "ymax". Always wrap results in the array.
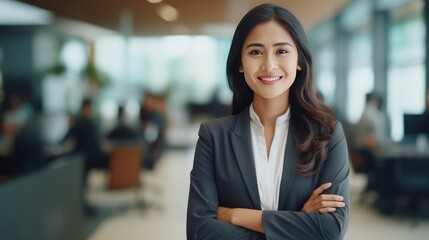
[{"xmin": 0, "ymin": 0, "xmax": 429, "ymax": 239}]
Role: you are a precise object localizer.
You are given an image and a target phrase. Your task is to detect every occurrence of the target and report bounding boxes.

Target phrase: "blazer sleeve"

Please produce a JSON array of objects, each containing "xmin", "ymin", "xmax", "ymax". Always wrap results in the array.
[
  {"xmin": 262, "ymin": 122, "xmax": 350, "ymax": 240},
  {"xmin": 186, "ymin": 122, "xmax": 265, "ymax": 240}
]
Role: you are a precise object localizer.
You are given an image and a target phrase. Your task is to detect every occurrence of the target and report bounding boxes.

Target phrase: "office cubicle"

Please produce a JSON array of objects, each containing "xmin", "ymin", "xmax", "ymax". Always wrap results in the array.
[{"xmin": 0, "ymin": 155, "xmax": 84, "ymax": 240}]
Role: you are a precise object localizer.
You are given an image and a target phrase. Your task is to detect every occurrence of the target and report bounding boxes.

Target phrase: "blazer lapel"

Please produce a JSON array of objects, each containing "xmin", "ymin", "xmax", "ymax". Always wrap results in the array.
[
  {"xmin": 278, "ymin": 127, "xmax": 299, "ymax": 209},
  {"xmin": 230, "ymin": 107, "xmax": 261, "ymax": 209}
]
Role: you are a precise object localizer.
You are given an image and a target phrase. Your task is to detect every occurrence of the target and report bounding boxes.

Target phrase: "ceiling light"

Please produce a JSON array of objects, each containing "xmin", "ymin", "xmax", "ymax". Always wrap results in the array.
[
  {"xmin": 147, "ymin": 0, "xmax": 163, "ymax": 3},
  {"xmin": 157, "ymin": 4, "xmax": 179, "ymax": 22}
]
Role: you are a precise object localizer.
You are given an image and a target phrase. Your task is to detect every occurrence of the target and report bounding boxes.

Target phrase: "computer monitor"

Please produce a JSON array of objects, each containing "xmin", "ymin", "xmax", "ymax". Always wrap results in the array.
[{"xmin": 403, "ymin": 114, "xmax": 429, "ymax": 136}]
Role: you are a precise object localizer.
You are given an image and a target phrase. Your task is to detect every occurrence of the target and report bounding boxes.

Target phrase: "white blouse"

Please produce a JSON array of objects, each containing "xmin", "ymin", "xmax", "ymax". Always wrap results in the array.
[{"xmin": 249, "ymin": 103, "xmax": 290, "ymax": 210}]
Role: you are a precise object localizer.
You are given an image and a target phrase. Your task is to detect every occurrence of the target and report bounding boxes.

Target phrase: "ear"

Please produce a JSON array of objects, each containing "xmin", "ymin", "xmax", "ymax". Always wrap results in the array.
[
  {"xmin": 297, "ymin": 65, "xmax": 301, "ymax": 71},
  {"xmin": 239, "ymin": 66, "xmax": 244, "ymax": 73}
]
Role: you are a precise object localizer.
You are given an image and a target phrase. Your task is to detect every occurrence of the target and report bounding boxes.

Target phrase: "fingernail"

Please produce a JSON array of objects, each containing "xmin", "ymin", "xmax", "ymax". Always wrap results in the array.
[{"xmin": 338, "ymin": 196, "xmax": 344, "ymax": 201}]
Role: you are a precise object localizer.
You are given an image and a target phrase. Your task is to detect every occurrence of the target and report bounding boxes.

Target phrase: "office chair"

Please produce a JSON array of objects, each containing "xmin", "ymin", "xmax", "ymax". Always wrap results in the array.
[
  {"xmin": 108, "ymin": 144, "xmax": 146, "ymax": 210},
  {"xmin": 108, "ymin": 145, "xmax": 142, "ymax": 189},
  {"xmin": 394, "ymin": 157, "xmax": 429, "ymax": 223}
]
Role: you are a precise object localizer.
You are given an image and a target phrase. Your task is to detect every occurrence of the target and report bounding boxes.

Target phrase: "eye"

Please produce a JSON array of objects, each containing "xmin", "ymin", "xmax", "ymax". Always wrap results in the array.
[
  {"xmin": 276, "ymin": 49, "xmax": 288, "ymax": 54},
  {"xmin": 249, "ymin": 49, "xmax": 263, "ymax": 55}
]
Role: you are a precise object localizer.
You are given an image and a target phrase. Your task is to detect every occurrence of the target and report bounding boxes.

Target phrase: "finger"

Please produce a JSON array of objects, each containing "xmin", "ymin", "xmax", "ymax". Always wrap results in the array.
[
  {"xmin": 319, "ymin": 194, "xmax": 344, "ymax": 201},
  {"xmin": 318, "ymin": 207, "xmax": 336, "ymax": 213},
  {"xmin": 311, "ymin": 182, "xmax": 332, "ymax": 197},
  {"xmin": 311, "ymin": 196, "xmax": 343, "ymax": 209},
  {"xmin": 318, "ymin": 201, "xmax": 345, "ymax": 208}
]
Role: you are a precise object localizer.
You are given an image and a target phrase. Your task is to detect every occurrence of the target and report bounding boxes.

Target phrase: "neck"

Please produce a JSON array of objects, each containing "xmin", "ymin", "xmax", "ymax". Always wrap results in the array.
[{"xmin": 253, "ymin": 93, "xmax": 289, "ymax": 127}]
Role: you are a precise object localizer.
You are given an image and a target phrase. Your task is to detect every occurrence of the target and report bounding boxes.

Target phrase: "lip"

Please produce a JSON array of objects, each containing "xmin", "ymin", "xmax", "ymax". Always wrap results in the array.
[{"xmin": 257, "ymin": 75, "xmax": 283, "ymax": 85}]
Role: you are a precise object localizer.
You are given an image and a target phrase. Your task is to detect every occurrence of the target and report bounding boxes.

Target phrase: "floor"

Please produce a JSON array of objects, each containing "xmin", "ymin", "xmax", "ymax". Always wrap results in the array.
[{"xmin": 84, "ymin": 124, "xmax": 429, "ymax": 240}]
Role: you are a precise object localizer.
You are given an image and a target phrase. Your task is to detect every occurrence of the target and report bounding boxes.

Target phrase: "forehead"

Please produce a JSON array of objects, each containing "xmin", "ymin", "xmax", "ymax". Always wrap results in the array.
[{"xmin": 244, "ymin": 20, "xmax": 296, "ymax": 47}]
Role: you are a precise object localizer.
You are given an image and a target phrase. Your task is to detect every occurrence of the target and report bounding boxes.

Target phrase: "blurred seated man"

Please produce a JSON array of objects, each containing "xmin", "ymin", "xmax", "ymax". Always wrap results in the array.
[
  {"xmin": 1, "ymin": 95, "xmax": 39, "ymax": 177},
  {"xmin": 353, "ymin": 93, "xmax": 391, "ymax": 198},
  {"xmin": 1, "ymin": 96, "xmax": 27, "ymax": 169},
  {"xmin": 354, "ymin": 92, "xmax": 390, "ymax": 155},
  {"xmin": 11, "ymin": 116, "xmax": 46, "ymax": 175},
  {"xmin": 60, "ymin": 98, "xmax": 107, "ymax": 180},
  {"xmin": 106, "ymin": 105, "xmax": 141, "ymax": 146},
  {"xmin": 2, "ymin": 95, "xmax": 31, "ymax": 138},
  {"xmin": 140, "ymin": 93, "xmax": 166, "ymax": 170}
]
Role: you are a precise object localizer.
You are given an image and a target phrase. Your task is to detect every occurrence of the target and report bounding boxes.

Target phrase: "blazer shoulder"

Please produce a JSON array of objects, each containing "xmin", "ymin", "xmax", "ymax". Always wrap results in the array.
[
  {"xmin": 202, "ymin": 115, "xmax": 238, "ymax": 133},
  {"xmin": 329, "ymin": 121, "xmax": 346, "ymax": 148}
]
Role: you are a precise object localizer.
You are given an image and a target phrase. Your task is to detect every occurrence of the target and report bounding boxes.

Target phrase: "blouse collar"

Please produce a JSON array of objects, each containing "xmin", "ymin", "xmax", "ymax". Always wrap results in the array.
[{"xmin": 249, "ymin": 103, "xmax": 290, "ymax": 130}]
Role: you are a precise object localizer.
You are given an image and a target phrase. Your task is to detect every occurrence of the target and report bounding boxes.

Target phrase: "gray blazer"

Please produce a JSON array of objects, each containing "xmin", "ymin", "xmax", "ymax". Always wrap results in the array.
[{"xmin": 186, "ymin": 106, "xmax": 350, "ymax": 240}]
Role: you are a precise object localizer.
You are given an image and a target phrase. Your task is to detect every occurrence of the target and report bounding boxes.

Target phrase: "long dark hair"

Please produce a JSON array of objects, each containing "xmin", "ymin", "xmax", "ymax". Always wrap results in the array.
[{"xmin": 226, "ymin": 3, "xmax": 336, "ymax": 176}]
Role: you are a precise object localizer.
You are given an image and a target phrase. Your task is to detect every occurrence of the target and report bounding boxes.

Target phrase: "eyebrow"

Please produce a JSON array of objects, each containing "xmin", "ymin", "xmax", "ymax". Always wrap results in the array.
[{"xmin": 245, "ymin": 42, "xmax": 293, "ymax": 49}]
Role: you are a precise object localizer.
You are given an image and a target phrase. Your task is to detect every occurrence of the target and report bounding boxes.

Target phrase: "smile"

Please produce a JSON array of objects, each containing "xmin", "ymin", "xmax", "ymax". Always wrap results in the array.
[
  {"xmin": 257, "ymin": 75, "xmax": 283, "ymax": 85},
  {"xmin": 258, "ymin": 76, "xmax": 282, "ymax": 81}
]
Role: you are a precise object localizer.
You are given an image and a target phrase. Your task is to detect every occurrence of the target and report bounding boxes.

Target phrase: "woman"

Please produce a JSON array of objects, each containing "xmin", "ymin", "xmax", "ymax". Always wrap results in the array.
[{"xmin": 187, "ymin": 3, "xmax": 349, "ymax": 240}]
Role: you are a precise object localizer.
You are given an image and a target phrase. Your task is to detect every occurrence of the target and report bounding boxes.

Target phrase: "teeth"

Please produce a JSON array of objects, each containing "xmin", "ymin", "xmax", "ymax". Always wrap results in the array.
[{"xmin": 259, "ymin": 77, "xmax": 281, "ymax": 81}]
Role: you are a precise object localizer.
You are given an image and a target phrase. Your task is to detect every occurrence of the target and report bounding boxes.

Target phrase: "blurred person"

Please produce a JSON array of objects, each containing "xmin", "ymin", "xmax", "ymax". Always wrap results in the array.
[
  {"xmin": 352, "ymin": 92, "xmax": 391, "ymax": 210},
  {"xmin": 11, "ymin": 115, "xmax": 46, "ymax": 175},
  {"xmin": 140, "ymin": 92, "xmax": 166, "ymax": 169},
  {"xmin": 354, "ymin": 92, "xmax": 390, "ymax": 155},
  {"xmin": 60, "ymin": 98, "xmax": 108, "ymax": 217},
  {"xmin": 187, "ymin": 4, "xmax": 349, "ymax": 239},
  {"xmin": 0, "ymin": 96, "xmax": 36, "ymax": 176},
  {"xmin": 106, "ymin": 104, "xmax": 141, "ymax": 145},
  {"xmin": 60, "ymin": 98, "xmax": 107, "ymax": 179},
  {"xmin": 2, "ymin": 95, "xmax": 31, "ymax": 136}
]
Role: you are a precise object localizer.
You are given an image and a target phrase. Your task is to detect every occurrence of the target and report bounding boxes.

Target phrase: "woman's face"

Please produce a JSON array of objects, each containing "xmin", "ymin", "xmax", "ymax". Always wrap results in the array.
[{"xmin": 240, "ymin": 20, "xmax": 300, "ymax": 101}]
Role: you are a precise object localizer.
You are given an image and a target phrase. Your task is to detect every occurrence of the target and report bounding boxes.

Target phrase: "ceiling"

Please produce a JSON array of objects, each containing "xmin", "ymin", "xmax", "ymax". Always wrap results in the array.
[{"xmin": 21, "ymin": 0, "xmax": 351, "ymax": 37}]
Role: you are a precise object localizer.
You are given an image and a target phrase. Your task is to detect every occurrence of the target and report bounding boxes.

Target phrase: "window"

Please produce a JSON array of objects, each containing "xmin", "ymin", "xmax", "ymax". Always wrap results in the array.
[
  {"xmin": 95, "ymin": 36, "xmax": 231, "ymax": 104},
  {"xmin": 387, "ymin": 1, "xmax": 425, "ymax": 141},
  {"xmin": 347, "ymin": 29, "xmax": 374, "ymax": 123},
  {"xmin": 315, "ymin": 44, "xmax": 336, "ymax": 107}
]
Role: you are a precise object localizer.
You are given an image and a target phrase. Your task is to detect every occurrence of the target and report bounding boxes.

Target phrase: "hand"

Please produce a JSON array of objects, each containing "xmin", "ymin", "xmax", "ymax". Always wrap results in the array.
[
  {"xmin": 217, "ymin": 206, "xmax": 233, "ymax": 223},
  {"xmin": 301, "ymin": 182, "xmax": 345, "ymax": 213}
]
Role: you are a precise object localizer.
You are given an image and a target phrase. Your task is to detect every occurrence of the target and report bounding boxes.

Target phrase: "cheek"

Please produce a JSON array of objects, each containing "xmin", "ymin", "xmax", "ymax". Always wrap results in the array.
[
  {"xmin": 243, "ymin": 72, "xmax": 254, "ymax": 87},
  {"xmin": 283, "ymin": 61, "xmax": 299, "ymax": 75},
  {"xmin": 241, "ymin": 63, "xmax": 258, "ymax": 81},
  {"xmin": 288, "ymin": 72, "xmax": 298, "ymax": 86},
  {"xmin": 242, "ymin": 58, "xmax": 257, "ymax": 71},
  {"xmin": 288, "ymin": 67, "xmax": 298, "ymax": 78},
  {"xmin": 243, "ymin": 73, "xmax": 260, "ymax": 93},
  {"xmin": 283, "ymin": 66, "xmax": 298, "ymax": 86}
]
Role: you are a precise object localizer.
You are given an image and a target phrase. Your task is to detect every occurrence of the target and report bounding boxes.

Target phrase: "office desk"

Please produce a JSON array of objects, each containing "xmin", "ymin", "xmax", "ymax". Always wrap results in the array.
[{"xmin": 372, "ymin": 144, "xmax": 429, "ymax": 214}]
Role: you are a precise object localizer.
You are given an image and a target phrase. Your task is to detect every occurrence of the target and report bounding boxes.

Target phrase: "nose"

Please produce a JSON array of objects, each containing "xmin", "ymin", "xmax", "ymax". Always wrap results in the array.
[{"xmin": 261, "ymin": 53, "xmax": 278, "ymax": 71}]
